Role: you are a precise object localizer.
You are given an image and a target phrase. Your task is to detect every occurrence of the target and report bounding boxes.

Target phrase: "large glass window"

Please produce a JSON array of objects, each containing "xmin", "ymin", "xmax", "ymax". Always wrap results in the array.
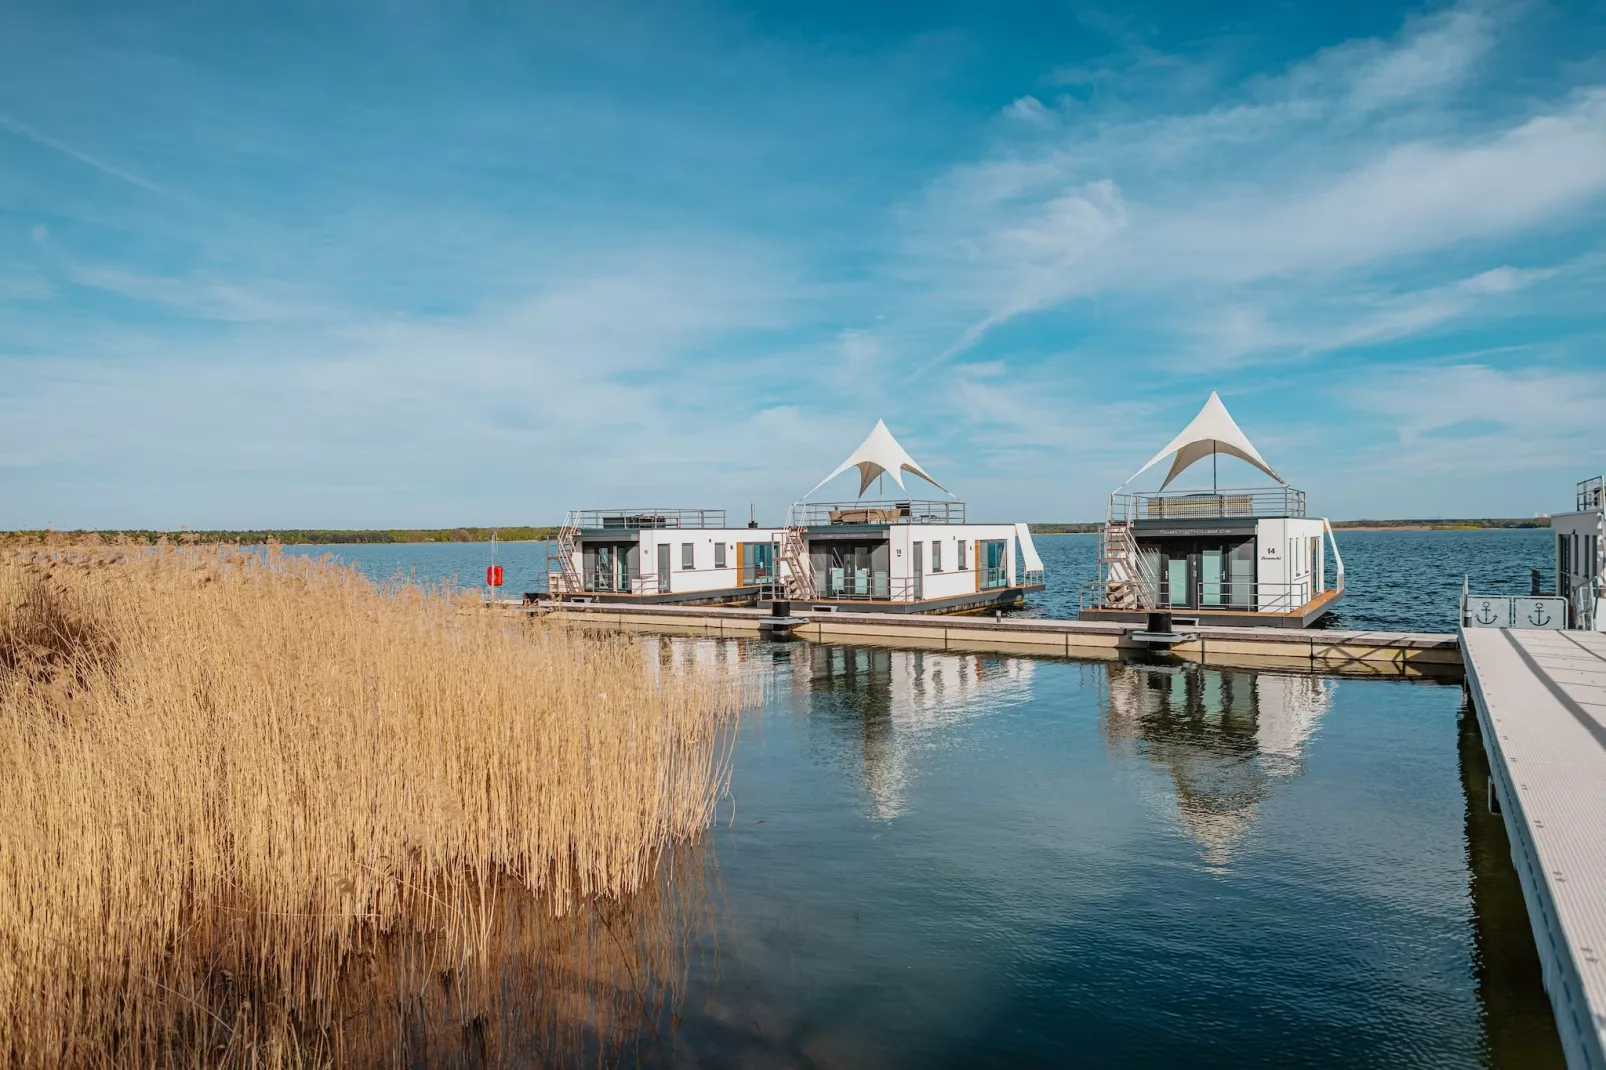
[
  {"xmin": 714, "ymin": 542, "xmax": 727, "ymax": 569},
  {"xmin": 957, "ymin": 540, "xmax": 968, "ymax": 570},
  {"xmin": 932, "ymin": 541, "xmax": 942, "ymax": 572},
  {"xmin": 980, "ymin": 540, "xmax": 1008, "ymax": 589},
  {"xmin": 681, "ymin": 543, "xmax": 694, "ymax": 570}
]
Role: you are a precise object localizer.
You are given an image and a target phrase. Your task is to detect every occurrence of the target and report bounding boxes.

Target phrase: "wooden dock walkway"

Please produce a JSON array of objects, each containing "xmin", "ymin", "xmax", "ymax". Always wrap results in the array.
[
  {"xmin": 1462, "ymin": 628, "xmax": 1606, "ymax": 1070},
  {"xmin": 528, "ymin": 601, "xmax": 1462, "ymax": 677}
]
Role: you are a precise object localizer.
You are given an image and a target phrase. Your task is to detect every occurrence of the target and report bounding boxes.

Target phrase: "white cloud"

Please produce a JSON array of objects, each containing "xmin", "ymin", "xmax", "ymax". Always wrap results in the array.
[
  {"xmin": 1003, "ymin": 95, "xmax": 1053, "ymax": 124},
  {"xmin": 905, "ymin": 1, "xmax": 1606, "ymax": 366}
]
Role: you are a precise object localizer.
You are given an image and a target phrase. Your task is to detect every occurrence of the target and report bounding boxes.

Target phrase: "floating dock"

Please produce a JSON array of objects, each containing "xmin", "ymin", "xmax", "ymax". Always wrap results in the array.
[
  {"xmin": 1463, "ymin": 627, "xmax": 1606, "ymax": 1070},
  {"xmin": 529, "ymin": 601, "xmax": 1461, "ymax": 677}
]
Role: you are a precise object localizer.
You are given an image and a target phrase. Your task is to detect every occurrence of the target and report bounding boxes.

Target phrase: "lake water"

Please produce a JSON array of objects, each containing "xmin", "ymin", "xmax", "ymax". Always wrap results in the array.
[
  {"xmin": 657, "ymin": 639, "xmax": 1559, "ymax": 1068},
  {"xmin": 284, "ymin": 527, "xmax": 1556, "ymax": 634},
  {"xmin": 270, "ymin": 538, "xmax": 1565, "ymax": 1065}
]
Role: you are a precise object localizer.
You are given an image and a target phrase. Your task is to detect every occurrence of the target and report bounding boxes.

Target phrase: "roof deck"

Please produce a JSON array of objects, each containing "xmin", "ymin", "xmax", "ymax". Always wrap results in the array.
[
  {"xmin": 791, "ymin": 499, "xmax": 967, "ymax": 526},
  {"xmin": 1578, "ymin": 476, "xmax": 1604, "ymax": 513},
  {"xmin": 567, "ymin": 508, "xmax": 729, "ymax": 531},
  {"xmin": 1114, "ymin": 486, "xmax": 1307, "ymax": 522}
]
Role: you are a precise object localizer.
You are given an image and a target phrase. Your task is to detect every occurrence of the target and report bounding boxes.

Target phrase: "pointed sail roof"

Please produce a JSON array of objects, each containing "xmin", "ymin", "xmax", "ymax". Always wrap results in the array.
[
  {"xmin": 806, "ymin": 419, "xmax": 947, "ymax": 498},
  {"xmin": 1125, "ymin": 391, "xmax": 1283, "ymax": 489}
]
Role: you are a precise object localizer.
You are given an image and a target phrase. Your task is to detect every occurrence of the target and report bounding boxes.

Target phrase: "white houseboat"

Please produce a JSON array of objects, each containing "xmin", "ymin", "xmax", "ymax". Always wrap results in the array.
[
  {"xmin": 543, "ymin": 420, "xmax": 1047, "ymax": 615},
  {"xmin": 778, "ymin": 420, "xmax": 1046, "ymax": 614},
  {"xmin": 1551, "ymin": 476, "xmax": 1605, "ymax": 629},
  {"xmin": 1078, "ymin": 392, "xmax": 1344, "ymax": 629},
  {"xmin": 545, "ymin": 508, "xmax": 786, "ymax": 606}
]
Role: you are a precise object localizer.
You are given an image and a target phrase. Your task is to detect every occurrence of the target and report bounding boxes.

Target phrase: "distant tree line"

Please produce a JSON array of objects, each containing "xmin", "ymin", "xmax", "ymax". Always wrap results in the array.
[
  {"xmin": 1329, "ymin": 518, "xmax": 1550, "ymax": 530},
  {"xmin": 1026, "ymin": 518, "xmax": 1550, "ymax": 533},
  {"xmin": 1, "ymin": 527, "xmax": 561, "ymax": 546}
]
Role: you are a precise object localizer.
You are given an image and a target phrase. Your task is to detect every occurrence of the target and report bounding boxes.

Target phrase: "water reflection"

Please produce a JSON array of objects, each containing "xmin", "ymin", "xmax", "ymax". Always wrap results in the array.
[
  {"xmin": 790, "ymin": 644, "xmax": 1036, "ymax": 819},
  {"xmin": 1102, "ymin": 662, "xmax": 1332, "ymax": 868}
]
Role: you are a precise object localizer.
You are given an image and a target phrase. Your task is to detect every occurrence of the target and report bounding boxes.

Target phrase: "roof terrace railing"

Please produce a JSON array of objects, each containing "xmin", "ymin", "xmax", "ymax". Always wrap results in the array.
[
  {"xmin": 570, "ymin": 508, "xmax": 729, "ymax": 530},
  {"xmin": 789, "ymin": 499, "xmax": 967, "ymax": 527},
  {"xmin": 1113, "ymin": 486, "xmax": 1306, "ymax": 522},
  {"xmin": 1578, "ymin": 476, "xmax": 1604, "ymax": 513}
]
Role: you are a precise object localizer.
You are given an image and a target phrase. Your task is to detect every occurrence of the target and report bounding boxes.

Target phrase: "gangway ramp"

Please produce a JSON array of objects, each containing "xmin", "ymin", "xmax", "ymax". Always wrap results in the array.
[{"xmin": 1462, "ymin": 627, "xmax": 1606, "ymax": 1070}]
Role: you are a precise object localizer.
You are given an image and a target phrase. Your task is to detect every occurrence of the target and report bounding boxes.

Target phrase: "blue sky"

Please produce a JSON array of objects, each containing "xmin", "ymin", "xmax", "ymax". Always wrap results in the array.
[{"xmin": 2, "ymin": 0, "xmax": 1605, "ymax": 528}]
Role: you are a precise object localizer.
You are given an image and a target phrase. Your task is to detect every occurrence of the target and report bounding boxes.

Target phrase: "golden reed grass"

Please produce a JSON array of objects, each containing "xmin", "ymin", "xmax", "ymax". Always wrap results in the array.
[{"xmin": 0, "ymin": 544, "xmax": 741, "ymax": 1067}]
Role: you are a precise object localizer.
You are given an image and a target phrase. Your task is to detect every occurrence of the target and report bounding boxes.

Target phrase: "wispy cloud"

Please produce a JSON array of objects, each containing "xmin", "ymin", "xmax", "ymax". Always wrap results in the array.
[
  {"xmin": 0, "ymin": 110, "xmax": 172, "ymax": 198},
  {"xmin": 905, "ymin": 0, "xmax": 1606, "ymax": 368}
]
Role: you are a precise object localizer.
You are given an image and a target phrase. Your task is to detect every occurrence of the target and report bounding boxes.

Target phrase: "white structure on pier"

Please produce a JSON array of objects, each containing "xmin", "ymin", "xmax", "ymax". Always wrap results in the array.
[
  {"xmin": 1081, "ymin": 391, "xmax": 1344, "ymax": 629},
  {"xmin": 1552, "ymin": 476, "xmax": 1605, "ymax": 630},
  {"xmin": 786, "ymin": 420, "xmax": 1045, "ymax": 612},
  {"xmin": 544, "ymin": 421, "xmax": 1047, "ymax": 614}
]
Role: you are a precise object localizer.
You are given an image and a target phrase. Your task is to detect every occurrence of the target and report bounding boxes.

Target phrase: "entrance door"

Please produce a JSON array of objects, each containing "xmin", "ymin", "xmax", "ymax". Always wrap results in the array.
[
  {"xmin": 1200, "ymin": 549, "xmax": 1223, "ymax": 607},
  {"xmin": 657, "ymin": 543, "xmax": 671, "ymax": 594},
  {"xmin": 1165, "ymin": 556, "xmax": 1192, "ymax": 608},
  {"xmin": 912, "ymin": 542, "xmax": 923, "ymax": 600}
]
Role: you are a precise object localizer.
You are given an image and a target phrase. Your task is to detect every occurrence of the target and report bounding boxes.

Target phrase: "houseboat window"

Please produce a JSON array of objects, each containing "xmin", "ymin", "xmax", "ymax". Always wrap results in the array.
[
  {"xmin": 714, "ymin": 542, "xmax": 727, "ymax": 569},
  {"xmin": 681, "ymin": 543, "xmax": 694, "ymax": 570},
  {"xmin": 957, "ymin": 540, "xmax": 968, "ymax": 570},
  {"xmin": 932, "ymin": 541, "xmax": 942, "ymax": 572}
]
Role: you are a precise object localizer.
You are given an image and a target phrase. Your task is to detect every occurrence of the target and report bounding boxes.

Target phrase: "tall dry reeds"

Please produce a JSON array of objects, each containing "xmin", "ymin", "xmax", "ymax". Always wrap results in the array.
[{"xmin": 0, "ymin": 545, "xmax": 741, "ymax": 1067}]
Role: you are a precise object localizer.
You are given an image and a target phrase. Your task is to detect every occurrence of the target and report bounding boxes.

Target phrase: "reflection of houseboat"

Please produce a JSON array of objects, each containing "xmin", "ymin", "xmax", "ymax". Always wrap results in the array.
[
  {"xmin": 1551, "ymin": 476, "xmax": 1604, "ymax": 629},
  {"xmin": 1103, "ymin": 662, "xmax": 1332, "ymax": 867},
  {"xmin": 545, "ymin": 420, "xmax": 1048, "ymax": 615},
  {"xmin": 1078, "ymin": 392, "xmax": 1344, "ymax": 629},
  {"xmin": 795, "ymin": 643, "xmax": 1036, "ymax": 819}
]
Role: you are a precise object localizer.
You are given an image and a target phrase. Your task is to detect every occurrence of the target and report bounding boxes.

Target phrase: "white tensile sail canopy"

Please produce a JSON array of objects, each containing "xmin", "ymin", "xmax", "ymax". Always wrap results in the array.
[
  {"xmin": 806, "ymin": 419, "xmax": 948, "ymax": 498},
  {"xmin": 1123, "ymin": 391, "xmax": 1284, "ymax": 490}
]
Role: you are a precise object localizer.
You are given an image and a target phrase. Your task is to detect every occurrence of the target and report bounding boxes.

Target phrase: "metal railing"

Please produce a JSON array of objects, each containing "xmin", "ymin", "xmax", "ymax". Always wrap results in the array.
[
  {"xmin": 1079, "ymin": 577, "xmax": 1319, "ymax": 614},
  {"xmin": 1578, "ymin": 476, "xmax": 1604, "ymax": 513},
  {"xmin": 788, "ymin": 500, "xmax": 967, "ymax": 526},
  {"xmin": 568, "ymin": 508, "xmax": 729, "ymax": 530},
  {"xmin": 1111, "ymin": 486, "xmax": 1306, "ymax": 522},
  {"xmin": 806, "ymin": 564, "xmax": 1013, "ymax": 601}
]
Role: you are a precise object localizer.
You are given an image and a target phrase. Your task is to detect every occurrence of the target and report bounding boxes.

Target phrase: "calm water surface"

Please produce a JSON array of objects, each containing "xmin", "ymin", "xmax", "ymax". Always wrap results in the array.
[
  {"xmin": 275, "ymin": 542, "xmax": 1564, "ymax": 1065},
  {"xmin": 654, "ymin": 640, "xmax": 1560, "ymax": 1068},
  {"xmin": 288, "ymin": 526, "xmax": 1555, "ymax": 633},
  {"xmin": 648, "ymin": 636, "xmax": 1554, "ymax": 1060}
]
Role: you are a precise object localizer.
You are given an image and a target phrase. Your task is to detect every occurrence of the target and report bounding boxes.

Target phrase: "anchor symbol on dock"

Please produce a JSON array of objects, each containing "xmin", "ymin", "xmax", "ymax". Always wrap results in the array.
[
  {"xmin": 1528, "ymin": 603, "xmax": 1552, "ymax": 627},
  {"xmin": 1476, "ymin": 602, "xmax": 1500, "ymax": 626}
]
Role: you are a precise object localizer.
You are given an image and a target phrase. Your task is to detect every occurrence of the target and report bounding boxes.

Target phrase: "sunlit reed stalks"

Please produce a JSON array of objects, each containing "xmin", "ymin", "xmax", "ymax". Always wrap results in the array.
[{"xmin": 0, "ymin": 545, "xmax": 741, "ymax": 1067}]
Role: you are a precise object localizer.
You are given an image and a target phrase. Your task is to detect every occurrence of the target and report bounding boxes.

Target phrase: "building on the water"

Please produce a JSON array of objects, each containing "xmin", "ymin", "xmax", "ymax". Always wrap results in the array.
[
  {"xmin": 544, "ymin": 420, "xmax": 1047, "ymax": 615},
  {"xmin": 781, "ymin": 420, "xmax": 1046, "ymax": 614},
  {"xmin": 1551, "ymin": 475, "xmax": 1604, "ymax": 629},
  {"xmin": 545, "ymin": 508, "xmax": 786, "ymax": 606},
  {"xmin": 1078, "ymin": 392, "xmax": 1344, "ymax": 629}
]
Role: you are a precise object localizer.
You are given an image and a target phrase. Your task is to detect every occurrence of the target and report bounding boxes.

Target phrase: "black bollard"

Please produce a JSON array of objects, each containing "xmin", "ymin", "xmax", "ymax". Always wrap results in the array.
[
  {"xmin": 1147, "ymin": 610, "xmax": 1173, "ymax": 635},
  {"xmin": 772, "ymin": 599, "xmax": 790, "ymax": 618}
]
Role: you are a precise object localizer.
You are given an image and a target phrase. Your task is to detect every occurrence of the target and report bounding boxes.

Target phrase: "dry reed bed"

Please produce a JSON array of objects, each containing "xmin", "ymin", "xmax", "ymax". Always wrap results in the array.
[{"xmin": 0, "ymin": 546, "xmax": 742, "ymax": 1067}]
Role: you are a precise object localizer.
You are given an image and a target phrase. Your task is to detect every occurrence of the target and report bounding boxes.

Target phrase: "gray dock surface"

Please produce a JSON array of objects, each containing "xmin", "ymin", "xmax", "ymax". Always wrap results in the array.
[
  {"xmin": 1462, "ymin": 628, "xmax": 1606, "ymax": 1069},
  {"xmin": 527, "ymin": 601, "xmax": 1462, "ymax": 676}
]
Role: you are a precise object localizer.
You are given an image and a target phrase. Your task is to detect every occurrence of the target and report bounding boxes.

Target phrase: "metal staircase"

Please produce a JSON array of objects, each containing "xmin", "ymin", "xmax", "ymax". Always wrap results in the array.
[
  {"xmin": 1101, "ymin": 518, "xmax": 1156, "ymax": 610},
  {"xmin": 546, "ymin": 511, "xmax": 584, "ymax": 598},
  {"xmin": 778, "ymin": 506, "xmax": 818, "ymax": 602}
]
